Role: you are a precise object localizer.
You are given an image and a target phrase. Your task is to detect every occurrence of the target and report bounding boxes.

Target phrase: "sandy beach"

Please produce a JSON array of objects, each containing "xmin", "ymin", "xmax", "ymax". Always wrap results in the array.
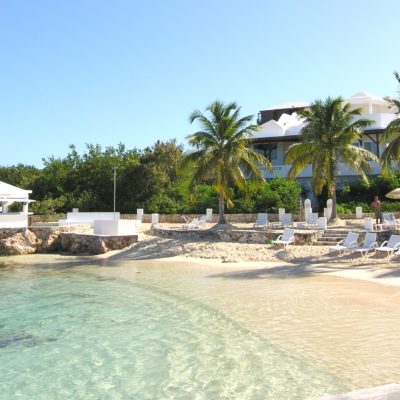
[{"xmin": 2, "ymin": 222, "xmax": 400, "ymax": 289}]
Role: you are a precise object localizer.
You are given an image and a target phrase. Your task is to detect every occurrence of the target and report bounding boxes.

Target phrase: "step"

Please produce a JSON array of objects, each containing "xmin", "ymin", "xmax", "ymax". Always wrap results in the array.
[
  {"xmin": 320, "ymin": 234, "xmax": 347, "ymax": 239},
  {"xmin": 314, "ymin": 240, "xmax": 340, "ymax": 246}
]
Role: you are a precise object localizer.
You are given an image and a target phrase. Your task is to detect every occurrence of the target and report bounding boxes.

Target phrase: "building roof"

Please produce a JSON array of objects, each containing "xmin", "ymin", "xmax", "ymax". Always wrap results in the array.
[
  {"xmin": 0, "ymin": 180, "xmax": 32, "ymax": 202},
  {"xmin": 253, "ymin": 92, "xmax": 397, "ymax": 141},
  {"xmin": 261, "ymin": 101, "xmax": 310, "ymax": 111}
]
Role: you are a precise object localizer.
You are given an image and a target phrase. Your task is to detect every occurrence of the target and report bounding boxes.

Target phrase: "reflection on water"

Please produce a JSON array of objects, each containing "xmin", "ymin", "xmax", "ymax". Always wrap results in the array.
[{"xmin": 0, "ymin": 259, "xmax": 400, "ymax": 399}]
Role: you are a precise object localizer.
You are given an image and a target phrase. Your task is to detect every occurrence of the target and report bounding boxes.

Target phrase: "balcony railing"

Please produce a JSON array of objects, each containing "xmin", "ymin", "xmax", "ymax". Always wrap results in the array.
[{"xmin": 262, "ymin": 161, "xmax": 381, "ymax": 179}]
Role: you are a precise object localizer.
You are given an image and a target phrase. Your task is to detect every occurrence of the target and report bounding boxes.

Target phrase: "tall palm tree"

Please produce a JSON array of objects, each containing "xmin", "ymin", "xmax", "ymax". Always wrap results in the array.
[
  {"xmin": 183, "ymin": 101, "xmax": 271, "ymax": 224},
  {"xmin": 381, "ymin": 71, "xmax": 400, "ymax": 172},
  {"xmin": 284, "ymin": 97, "xmax": 377, "ymax": 220}
]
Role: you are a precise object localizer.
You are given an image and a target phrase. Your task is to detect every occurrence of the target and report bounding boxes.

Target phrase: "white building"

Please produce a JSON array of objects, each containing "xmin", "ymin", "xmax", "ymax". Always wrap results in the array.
[
  {"xmin": 0, "ymin": 181, "xmax": 34, "ymax": 228},
  {"xmin": 250, "ymin": 92, "xmax": 397, "ymax": 193}
]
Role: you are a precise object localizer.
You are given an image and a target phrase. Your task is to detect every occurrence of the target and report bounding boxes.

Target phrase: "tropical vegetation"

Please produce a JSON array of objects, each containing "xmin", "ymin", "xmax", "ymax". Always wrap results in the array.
[
  {"xmin": 381, "ymin": 71, "xmax": 400, "ymax": 172},
  {"xmin": 284, "ymin": 97, "xmax": 378, "ymax": 219},
  {"xmin": 182, "ymin": 101, "xmax": 271, "ymax": 223},
  {"xmin": 0, "ymin": 141, "xmax": 299, "ymax": 217}
]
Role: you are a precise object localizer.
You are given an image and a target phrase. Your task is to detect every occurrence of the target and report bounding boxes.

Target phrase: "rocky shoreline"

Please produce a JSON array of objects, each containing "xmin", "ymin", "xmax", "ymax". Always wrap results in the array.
[{"xmin": 0, "ymin": 225, "xmax": 137, "ymax": 255}]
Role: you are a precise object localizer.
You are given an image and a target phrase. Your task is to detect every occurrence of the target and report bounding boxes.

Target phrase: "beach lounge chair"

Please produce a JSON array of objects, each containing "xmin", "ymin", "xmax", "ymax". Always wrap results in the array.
[
  {"xmin": 253, "ymin": 213, "xmax": 269, "ymax": 228},
  {"xmin": 272, "ymin": 228, "xmax": 295, "ymax": 247},
  {"xmin": 376, "ymin": 234, "xmax": 400, "ymax": 258},
  {"xmin": 185, "ymin": 215, "xmax": 208, "ymax": 230},
  {"xmin": 329, "ymin": 232, "xmax": 359, "ymax": 254},
  {"xmin": 281, "ymin": 213, "xmax": 292, "ymax": 227},
  {"xmin": 375, "ymin": 213, "xmax": 400, "ymax": 230},
  {"xmin": 181, "ymin": 215, "xmax": 191, "ymax": 223},
  {"xmin": 351, "ymin": 232, "xmax": 378, "ymax": 257},
  {"xmin": 298, "ymin": 212, "xmax": 319, "ymax": 228}
]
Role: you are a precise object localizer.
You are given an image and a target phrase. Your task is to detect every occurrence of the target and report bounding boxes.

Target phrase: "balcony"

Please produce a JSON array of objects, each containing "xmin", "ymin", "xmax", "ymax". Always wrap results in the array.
[{"xmin": 262, "ymin": 161, "xmax": 382, "ymax": 179}]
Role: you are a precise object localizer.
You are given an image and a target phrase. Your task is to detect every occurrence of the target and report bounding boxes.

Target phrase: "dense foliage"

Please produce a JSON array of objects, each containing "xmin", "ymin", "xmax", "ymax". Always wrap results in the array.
[
  {"xmin": 336, "ymin": 172, "xmax": 400, "ymax": 213},
  {"xmin": 0, "ymin": 141, "xmax": 301, "ymax": 215}
]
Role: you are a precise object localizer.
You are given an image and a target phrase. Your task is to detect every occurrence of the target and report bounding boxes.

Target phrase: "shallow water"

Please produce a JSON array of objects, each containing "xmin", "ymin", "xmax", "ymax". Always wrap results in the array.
[{"xmin": 1, "ymin": 259, "xmax": 400, "ymax": 399}]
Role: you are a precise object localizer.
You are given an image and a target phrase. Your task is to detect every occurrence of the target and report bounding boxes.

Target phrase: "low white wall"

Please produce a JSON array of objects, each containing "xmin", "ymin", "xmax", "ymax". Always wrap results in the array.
[
  {"xmin": 0, "ymin": 213, "xmax": 28, "ymax": 228},
  {"xmin": 93, "ymin": 219, "xmax": 137, "ymax": 236},
  {"xmin": 59, "ymin": 212, "xmax": 120, "ymax": 227}
]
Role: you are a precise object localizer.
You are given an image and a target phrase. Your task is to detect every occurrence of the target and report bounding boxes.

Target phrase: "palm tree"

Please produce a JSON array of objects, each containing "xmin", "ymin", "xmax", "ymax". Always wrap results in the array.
[
  {"xmin": 183, "ymin": 101, "xmax": 271, "ymax": 224},
  {"xmin": 381, "ymin": 71, "xmax": 400, "ymax": 172},
  {"xmin": 284, "ymin": 97, "xmax": 377, "ymax": 220}
]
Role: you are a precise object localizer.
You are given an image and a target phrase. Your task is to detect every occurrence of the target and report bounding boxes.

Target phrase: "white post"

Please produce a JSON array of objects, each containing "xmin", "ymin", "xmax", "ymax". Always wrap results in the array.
[
  {"xmin": 113, "ymin": 166, "xmax": 117, "ymax": 220},
  {"xmin": 22, "ymin": 203, "xmax": 29, "ymax": 213},
  {"xmin": 137, "ymin": 209, "xmax": 144, "ymax": 222},
  {"xmin": 356, "ymin": 207, "xmax": 363, "ymax": 219},
  {"xmin": 206, "ymin": 208, "xmax": 213, "ymax": 222},
  {"xmin": 318, "ymin": 217, "xmax": 327, "ymax": 229},
  {"xmin": 278, "ymin": 208, "xmax": 285, "ymax": 222},
  {"xmin": 304, "ymin": 199, "xmax": 312, "ymax": 221},
  {"xmin": 151, "ymin": 213, "xmax": 159, "ymax": 225},
  {"xmin": 326, "ymin": 199, "xmax": 333, "ymax": 220}
]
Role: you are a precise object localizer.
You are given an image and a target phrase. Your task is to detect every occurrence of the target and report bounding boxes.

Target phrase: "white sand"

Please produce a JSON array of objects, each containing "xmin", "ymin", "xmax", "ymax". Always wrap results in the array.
[{"xmin": 1, "ymin": 221, "xmax": 399, "ymax": 288}]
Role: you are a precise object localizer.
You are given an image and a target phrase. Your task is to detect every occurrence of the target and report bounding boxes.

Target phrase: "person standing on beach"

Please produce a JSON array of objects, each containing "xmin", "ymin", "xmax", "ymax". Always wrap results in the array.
[{"xmin": 371, "ymin": 195, "xmax": 382, "ymax": 224}]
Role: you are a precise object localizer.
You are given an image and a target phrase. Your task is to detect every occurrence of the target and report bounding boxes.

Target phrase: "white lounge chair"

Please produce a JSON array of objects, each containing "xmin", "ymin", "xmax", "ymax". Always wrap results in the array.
[
  {"xmin": 375, "ymin": 213, "xmax": 400, "ymax": 230},
  {"xmin": 376, "ymin": 234, "xmax": 400, "ymax": 258},
  {"xmin": 280, "ymin": 213, "xmax": 292, "ymax": 227},
  {"xmin": 329, "ymin": 232, "xmax": 359, "ymax": 254},
  {"xmin": 185, "ymin": 215, "xmax": 208, "ymax": 230},
  {"xmin": 253, "ymin": 213, "xmax": 269, "ymax": 228},
  {"xmin": 351, "ymin": 232, "xmax": 378, "ymax": 257},
  {"xmin": 298, "ymin": 212, "xmax": 319, "ymax": 228},
  {"xmin": 273, "ymin": 228, "xmax": 295, "ymax": 247}
]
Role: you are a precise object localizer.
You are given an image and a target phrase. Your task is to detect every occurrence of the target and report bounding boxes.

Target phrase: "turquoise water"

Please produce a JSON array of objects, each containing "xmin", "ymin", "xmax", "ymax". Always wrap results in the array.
[{"xmin": 0, "ymin": 262, "xmax": 349, "ymax": 399}]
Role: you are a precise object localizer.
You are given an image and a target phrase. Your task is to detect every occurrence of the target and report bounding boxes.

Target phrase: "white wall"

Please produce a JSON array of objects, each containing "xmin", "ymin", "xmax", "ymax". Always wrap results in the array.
[
  {"xmin": 93, "ymin": 220, "xmax": 137, "ymax": 236},
  {"xmin": 59, "ymin": 212, "xmax": 120, "ymax": 226},
  {"xmin": 0, "ymin": 213, "xmax": 28, "ymax": 228}
]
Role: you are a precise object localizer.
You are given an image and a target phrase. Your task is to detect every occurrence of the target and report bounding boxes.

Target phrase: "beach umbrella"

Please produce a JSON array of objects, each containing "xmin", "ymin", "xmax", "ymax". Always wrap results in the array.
[{"xmin": 386, "ymin": 188, "xmax": 400, "ymax": 199}]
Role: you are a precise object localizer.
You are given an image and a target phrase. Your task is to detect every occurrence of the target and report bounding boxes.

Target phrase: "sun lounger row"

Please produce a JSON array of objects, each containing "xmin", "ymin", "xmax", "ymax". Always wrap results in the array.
[
  {"xmin": 330, "ymin": 232, "xmax": 400, "ymax": 258},
  {"xmin": 253, "ymin": 213, "xmax": 293, "ymax": 228}
]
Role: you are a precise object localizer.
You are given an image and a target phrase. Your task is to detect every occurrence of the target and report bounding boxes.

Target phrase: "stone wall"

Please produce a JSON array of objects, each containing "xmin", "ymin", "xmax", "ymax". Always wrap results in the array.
[
  {"xmin": 151, "ymin": 226, "xmax": 322, "ymax": 245},
  {"xmin": 61, "ymin": 233, "xmax": 138, "ymax": 255},
  {"xmin": 0, "ymin": 224, "xmax": 93, "ymax": 256},
  {"xmin": 29, "ymin": 212, "xmax": 400, "ymax": 225}
]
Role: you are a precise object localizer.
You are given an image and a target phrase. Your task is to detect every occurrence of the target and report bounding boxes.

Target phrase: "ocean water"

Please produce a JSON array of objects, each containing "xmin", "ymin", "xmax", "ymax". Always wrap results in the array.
[{"xmin": 1, "ymin": 259, "xmax": 399, "ymax": 399}]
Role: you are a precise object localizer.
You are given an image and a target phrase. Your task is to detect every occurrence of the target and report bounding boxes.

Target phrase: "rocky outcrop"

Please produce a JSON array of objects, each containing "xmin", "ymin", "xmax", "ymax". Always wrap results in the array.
[
  {"xmin": 0, "ymin": 229, "xmax": 37, "ymax": 255},
  {"xmin": 61, "ymin": 233, "xmax": 137, "ymax": 255},
  {"xmin": 0, "ymin": 225, "xmax": 137, "ymax": 256}
]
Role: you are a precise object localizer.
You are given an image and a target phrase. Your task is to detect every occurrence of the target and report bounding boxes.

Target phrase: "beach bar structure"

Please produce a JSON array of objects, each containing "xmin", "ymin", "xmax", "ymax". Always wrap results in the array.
[{"xmin": 0, "ymin": 180, "xmax": 34, "ymax": 228}]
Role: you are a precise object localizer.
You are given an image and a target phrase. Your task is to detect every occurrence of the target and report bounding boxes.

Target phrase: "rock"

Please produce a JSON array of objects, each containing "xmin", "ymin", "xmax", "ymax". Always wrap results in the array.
[
  {"xmin": 0, "ymin": 232, "xmax": 37, "ymax": 255},
  {"xmin": 90, "ymin": 237, "xmax": 108, "ymax": 254}
]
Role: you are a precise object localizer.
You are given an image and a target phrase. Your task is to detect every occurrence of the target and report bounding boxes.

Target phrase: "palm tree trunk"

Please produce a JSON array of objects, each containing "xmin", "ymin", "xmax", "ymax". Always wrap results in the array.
[{"xmin": 218, "ymin": 191, "xmax": 226, "ymax": 224}]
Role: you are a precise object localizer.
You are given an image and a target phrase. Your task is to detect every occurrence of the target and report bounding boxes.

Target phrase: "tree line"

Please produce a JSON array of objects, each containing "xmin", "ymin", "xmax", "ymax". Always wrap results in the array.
[{"xmin": 0, "ymin": 141, "xmax": 301, "ymax": 216}]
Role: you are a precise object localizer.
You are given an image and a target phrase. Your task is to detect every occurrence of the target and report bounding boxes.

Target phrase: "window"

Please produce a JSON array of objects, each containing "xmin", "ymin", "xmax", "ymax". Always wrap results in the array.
[
  {"xmin": 254, "ymin": 143, "xmax": 278, "ymax": 162},
  {"xmin": 363, "ymin": 141, "xmax": 377, "ymax": 156}
]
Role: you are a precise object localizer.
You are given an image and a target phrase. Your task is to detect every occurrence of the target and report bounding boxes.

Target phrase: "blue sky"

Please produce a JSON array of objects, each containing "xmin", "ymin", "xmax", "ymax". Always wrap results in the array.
[{"xmin": 1, "ymin": 0, "xmax": 399, "ymax": 166}]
